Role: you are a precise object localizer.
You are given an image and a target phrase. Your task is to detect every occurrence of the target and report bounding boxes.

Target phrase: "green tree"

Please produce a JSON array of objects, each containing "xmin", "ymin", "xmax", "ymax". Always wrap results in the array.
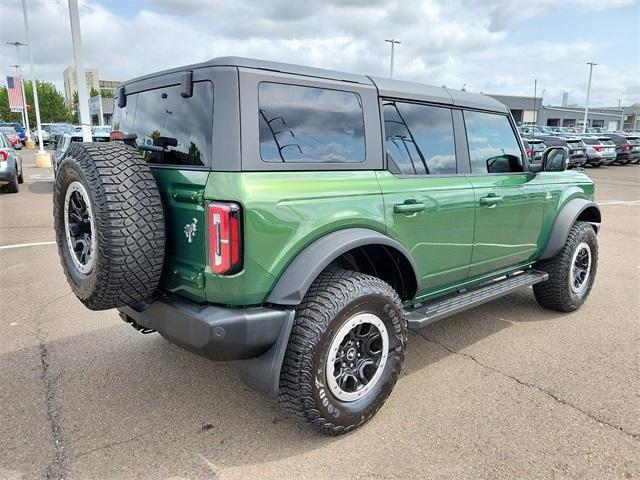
[
  {"xmin": 70, "ymin": 91, "xmax": 79, "ymax": 124},
  {"xmin": 0, "ymin": 80, "xmax": 69, "ymax": 125},
  {"xmin": 90, "ymin": 86, "xmax": 100, "ymax": 98},
  {"xmin": 101, "ymin": 89, "xmax": 114, "ymax": 98}
]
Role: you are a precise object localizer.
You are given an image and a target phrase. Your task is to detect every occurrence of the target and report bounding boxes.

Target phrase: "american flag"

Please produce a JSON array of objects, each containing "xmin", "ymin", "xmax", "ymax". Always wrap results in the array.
[{"xmin": 6, "ymin": 76, "xmax": 24, "ymax": 113}]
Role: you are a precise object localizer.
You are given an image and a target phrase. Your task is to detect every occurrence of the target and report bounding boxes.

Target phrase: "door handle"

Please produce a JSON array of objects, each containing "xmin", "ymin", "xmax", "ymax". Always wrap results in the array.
[
  {"xmin": 394, "ymin": 201, "xmax": 426, "ymax": 214},
  {"xmin": 479, "ymin": 195, "xmax": 504, "ymax": 207}
]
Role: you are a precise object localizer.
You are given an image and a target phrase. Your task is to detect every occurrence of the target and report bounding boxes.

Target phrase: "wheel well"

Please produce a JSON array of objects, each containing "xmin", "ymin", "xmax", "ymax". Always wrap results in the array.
[
  {"xmin": 327, "ymin": 244, "xmax": 418, "ymax": 301},
  {"xmin": 576, "ymin": 206, "xmax": 601, "ymax": 231}
]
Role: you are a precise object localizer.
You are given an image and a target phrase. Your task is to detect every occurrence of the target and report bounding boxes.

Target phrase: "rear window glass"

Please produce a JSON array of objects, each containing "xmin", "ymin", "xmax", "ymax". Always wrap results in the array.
[
  {"xmin": 258, "ymin": 82, "xmax": 365, "ymax": 163},
  {"xmin": 581, "ymin": 138, "xmax": 598, "ymax": 145},
  {"xmin": 113, "ymin": 82, "xmax": 213, "ymax": 167},
  {"xmin": 382, "ymin": 101, "xmax": 456, "ymax": 175}
]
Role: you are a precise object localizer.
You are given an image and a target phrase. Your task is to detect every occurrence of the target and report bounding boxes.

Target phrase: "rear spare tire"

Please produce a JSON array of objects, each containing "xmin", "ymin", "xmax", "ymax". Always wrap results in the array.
[{"xmin": 53, "ymin": 142, "xmax": 165, "ymax": 310}]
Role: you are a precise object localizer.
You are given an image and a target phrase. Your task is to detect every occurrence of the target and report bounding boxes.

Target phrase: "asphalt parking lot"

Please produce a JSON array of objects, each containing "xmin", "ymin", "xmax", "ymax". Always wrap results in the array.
[{"xmin": 1, "ymin": 150, "xmax": 639, "ymax": 479}]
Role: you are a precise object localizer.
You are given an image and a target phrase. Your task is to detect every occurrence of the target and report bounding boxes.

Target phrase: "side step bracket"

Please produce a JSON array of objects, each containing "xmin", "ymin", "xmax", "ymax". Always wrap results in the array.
[{"xmin": 406, "ymin": 270, "xmax": 548, "ymax": 330}]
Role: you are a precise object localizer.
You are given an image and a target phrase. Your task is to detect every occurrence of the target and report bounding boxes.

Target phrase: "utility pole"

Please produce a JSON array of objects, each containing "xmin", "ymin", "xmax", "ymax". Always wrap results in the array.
[
  {"xmin": 533, "ymin": 79, "xmax": 537, "ymax": 125},
  {"xmin": 21, "ymin": 0, "xmax": 46, "ymax": 155},
  {"xmin": 385, "ymin": 39, "xmax": 401, "ymax": 78},
  {"xmin": 68, "ymin": 0, "xmax": 92, "ymax": 142},
  {"xmin": 582, "ymin": 62, "xmax": 597, "ymax": 133},
  {"xmin": 618, "ymin": 99, "xmax": 624, "ymax": 131}
]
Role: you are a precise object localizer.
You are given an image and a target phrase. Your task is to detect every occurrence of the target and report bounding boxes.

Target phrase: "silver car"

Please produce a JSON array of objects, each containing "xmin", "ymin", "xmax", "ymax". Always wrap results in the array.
[
  {"xmin": 0, "ymin": 133, "xmax": 24, "ymax": 193},
  {"xmin": 579, "ymin": 135, "xmax": 616, "ymax": 166}
]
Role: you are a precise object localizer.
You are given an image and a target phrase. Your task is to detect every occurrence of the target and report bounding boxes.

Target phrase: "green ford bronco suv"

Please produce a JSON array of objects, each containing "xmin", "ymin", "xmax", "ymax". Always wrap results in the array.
[{"xmin": 53, "ymin": 57, "xmax": 600, "ymax": 435}]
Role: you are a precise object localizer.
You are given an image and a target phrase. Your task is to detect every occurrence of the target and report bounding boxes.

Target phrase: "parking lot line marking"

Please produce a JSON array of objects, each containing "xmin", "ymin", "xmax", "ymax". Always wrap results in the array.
[
  {"xmin": 598, "ymin": 200, "xmax": 640, "ymax": 206},
  {"xmin": 0, "ymin": 240, "xmax": 56, "ymax": 250}
]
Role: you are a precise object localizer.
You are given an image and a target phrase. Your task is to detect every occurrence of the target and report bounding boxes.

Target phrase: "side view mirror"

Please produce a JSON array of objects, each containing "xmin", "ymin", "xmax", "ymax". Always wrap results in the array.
[{"xmin": 532, "ymin": 146, "xmax": 569, "ymax": 173}]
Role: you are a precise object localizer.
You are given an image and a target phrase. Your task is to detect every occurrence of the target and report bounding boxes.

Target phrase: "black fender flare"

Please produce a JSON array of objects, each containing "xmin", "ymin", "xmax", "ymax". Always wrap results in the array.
[
  {"xmin": 266, "ymin": 228, "xmax": 421, "ymax": 305},
  {"xmin": 539, "ymin": 199, "xmax": 601, "ymax": 260}
]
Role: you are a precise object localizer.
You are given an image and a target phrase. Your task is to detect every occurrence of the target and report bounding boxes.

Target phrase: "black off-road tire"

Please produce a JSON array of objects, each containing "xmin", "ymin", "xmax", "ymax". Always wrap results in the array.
[
  {"xmin": 53, "ymin": 142, "xmax": 165, "ymax": 310},
  {"xmin": 4, "ymin": 172, "xmax": 19, "ymax": 193},
  {"xmin": 533, "ymin": 221, "xmax": 598, "ymax": 312},
  {"xmin": 278, "ymin": 269, "xmax": 407, "ymax": 435}
]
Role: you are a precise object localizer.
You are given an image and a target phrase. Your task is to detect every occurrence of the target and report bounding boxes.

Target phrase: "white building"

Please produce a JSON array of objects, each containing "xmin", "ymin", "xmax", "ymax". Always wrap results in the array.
[{"xmin": 63, "ymin": 66, "xmax": 120, "ymax": 108}]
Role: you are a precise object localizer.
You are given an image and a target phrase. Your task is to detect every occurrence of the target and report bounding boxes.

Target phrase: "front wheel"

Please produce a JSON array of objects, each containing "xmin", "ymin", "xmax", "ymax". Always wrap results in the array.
[
  {"xmin": 533, "ymin": 221, "xmax": 598, "ymax": 312},
  {"xmin": 278, "ymin": 269, "xmax": 407, "ymax": 435}
]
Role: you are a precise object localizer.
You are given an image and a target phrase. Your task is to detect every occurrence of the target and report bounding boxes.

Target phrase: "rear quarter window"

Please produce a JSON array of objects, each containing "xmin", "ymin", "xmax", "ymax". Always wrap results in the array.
[{"xmin": 258, "ymin": 82, "xmax": 365, "ymax": 163}]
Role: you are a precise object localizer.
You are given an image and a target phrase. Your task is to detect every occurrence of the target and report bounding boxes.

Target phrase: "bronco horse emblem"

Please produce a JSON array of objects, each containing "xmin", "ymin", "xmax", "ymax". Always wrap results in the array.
[{"xmin": 184, "ymin": 218, "xmax": 198, "ymax": 243}]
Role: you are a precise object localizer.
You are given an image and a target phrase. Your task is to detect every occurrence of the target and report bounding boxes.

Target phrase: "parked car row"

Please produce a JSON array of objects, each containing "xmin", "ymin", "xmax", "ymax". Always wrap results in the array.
[
  {"xmin": 518, "ymin": 126, "xmax": 640, "ymax": 167},
  {"xmin": 0, "ymin": 131, "xmax": 23, "ymax": 193}
]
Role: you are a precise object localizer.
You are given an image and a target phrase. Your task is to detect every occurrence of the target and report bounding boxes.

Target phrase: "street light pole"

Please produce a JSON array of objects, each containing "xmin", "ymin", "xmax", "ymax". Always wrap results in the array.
[
  {"xmin": 68, "ymin": 0, "xmax": 92, "ymax": 142},
  {"xmin": 21, "ymin": 0, "xmax": 46, "ymax": 153},
  {"xmin": 582, "ymin": 62, "xmax": 597, "ymax": 133},
  {"xmin": 385, "ymin": 39, "xmax": 401, "ymax": 78}
]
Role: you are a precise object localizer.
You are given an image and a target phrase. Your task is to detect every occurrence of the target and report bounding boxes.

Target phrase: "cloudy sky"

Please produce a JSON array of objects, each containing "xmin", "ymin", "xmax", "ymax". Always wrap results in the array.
[{"xmin": 1, "ymin": 0, "xmax": 639, "ymax": 107}]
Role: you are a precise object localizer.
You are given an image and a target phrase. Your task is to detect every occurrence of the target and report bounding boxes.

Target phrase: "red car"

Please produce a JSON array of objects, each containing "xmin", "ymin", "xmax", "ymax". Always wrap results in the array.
[{"xmin": 0, "ymin": 126, "xmax": 22, "ymax": 149}]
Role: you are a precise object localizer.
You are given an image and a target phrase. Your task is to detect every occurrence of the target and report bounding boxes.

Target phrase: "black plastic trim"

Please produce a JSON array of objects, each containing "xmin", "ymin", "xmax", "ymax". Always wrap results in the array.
[
  {"xmin": 539, "ymin": 199, "xmax": 601, "ymax": 260},
  {"xmin": 266, "ymin": 228, "xmax": 421, "ymax": 305},
  {"xmin": 118, "ymin": 294, "xmax": 294, "ymax": 362}
]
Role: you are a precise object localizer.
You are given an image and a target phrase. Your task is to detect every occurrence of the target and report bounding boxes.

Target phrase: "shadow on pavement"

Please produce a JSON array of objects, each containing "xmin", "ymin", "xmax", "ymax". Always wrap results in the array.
[
  {"xmin": 2, "ymin": 289, "xmax": 569, "ymax": 478},
  {"xmin": 28, "ymin": 181, "xmax": 53, "ymax": 194}
]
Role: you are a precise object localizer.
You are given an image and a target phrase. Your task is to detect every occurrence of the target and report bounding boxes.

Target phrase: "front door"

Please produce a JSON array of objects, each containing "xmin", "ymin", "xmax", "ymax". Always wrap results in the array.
[
  {"xmin": 462, "ymin": 110, "xmax": 546, "ymax": 278},
  {"xmin": 378, "ymin": 100, "xmax": 475, "ymax": 295}
]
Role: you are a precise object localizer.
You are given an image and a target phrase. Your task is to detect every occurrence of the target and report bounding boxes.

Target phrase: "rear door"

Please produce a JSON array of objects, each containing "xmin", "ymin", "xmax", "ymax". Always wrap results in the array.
[
  {"xmin": 463, "ymin": 110, "xmax": 546, "ymax": 278},
  {"xmin": 113, "ymin": 73, "xmax": 217, "ymax": 302},
  {"xmin": 377, "ymin": 100, "xmax": 475, "ymax": 293}
]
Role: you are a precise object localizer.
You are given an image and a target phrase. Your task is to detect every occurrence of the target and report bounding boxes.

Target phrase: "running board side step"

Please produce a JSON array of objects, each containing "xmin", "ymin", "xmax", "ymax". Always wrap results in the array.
[{"xmin": 406, "ymin": 270, "xmax": 548, "ymax": 329}]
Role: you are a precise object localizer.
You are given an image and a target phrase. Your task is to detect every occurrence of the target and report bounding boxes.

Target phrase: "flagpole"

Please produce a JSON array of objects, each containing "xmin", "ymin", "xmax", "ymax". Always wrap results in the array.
[
  {"xmin": 7, "ymin": 41, "xmax": 30, "ymax": 136},
  {"xmin": 8, "ymin": 63, "xmax": 27, "ymax": 130},
  {"xmin": 21, "ymin": 0, "xmax": 49, "ymax": 166}
]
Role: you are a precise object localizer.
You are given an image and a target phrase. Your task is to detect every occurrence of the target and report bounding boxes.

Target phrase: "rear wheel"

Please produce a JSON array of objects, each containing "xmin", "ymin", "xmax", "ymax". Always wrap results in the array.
[
  {"xmin": 278, "ymin": 269, "xmax": 407, "ymax": 435},
  {"xmin": 533, "ymin": 221, "xmax": 597, "ymax": 312},
  {"xmin": 3, "ymin": 172, "xmax": 19, "ymax": 193}
]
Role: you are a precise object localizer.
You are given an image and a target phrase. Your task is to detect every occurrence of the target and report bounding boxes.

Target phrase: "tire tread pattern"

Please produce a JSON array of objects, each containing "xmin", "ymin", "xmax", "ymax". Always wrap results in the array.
[
  {"xmin": 277, "ymin": 269, "xmax": 407, "ymax": 435},
  {"xmin": 533, "ymin": 221, "xmax": 597, "ymax": 312},
  {"xmin": 53, "ymin": 142, "xmax": 165, "ymax": 310}
]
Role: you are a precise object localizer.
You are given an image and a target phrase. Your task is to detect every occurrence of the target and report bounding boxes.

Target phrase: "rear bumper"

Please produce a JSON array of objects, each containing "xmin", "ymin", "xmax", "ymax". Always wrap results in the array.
[
  {"xmin": 118, "ymin": 294, "xmax": 294, "ymax": 362},
  {"xmin": 569, "ymin": 154, "xmax": 587, "ymax": 166}
]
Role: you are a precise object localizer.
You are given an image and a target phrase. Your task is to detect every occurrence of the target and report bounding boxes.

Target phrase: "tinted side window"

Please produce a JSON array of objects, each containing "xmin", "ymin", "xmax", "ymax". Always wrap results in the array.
[
  {"xmin": 113, "ymin": 82, "xmax": 213, "ymax": 167},
  {"xmin": 383, "ymin": 101, "xmax": 456, "ymax": 175},
  {"xmin": 258, "ymin": 82, "xmax": 365, "ymax": 163},
  {"xmin": 464, "ymin": 111, "xmax": 523, "ymax": 174}
]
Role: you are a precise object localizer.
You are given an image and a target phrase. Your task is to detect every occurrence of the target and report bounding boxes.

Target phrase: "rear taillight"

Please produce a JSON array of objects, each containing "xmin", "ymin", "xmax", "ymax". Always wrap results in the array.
[
  {"xmin": 593, "ymin": 146, "xmax": 602, "ymax": 152},
  {"xmin": 109, "ymin": 131, "xmax": 124, "ymax": 140},
  {"xmin": 525, "ymin": 148, "xmax": 532, "ymax": 158},
  {"xmin": 622, "ymin": 143, "xmax": 630, "ymax": 151},
  {"xmin": 208, "ymin": 202, "xmax": 242, "ymax": 275},
  {"xmin": 0, "ymin": 151, "xmax": 7, "ymax": 161}
]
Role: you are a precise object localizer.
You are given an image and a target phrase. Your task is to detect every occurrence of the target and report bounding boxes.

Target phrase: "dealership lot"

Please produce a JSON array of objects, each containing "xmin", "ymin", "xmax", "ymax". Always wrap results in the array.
[{"xmin": 1, "ymin": 150, "xmax": 638, "ymax": 479}]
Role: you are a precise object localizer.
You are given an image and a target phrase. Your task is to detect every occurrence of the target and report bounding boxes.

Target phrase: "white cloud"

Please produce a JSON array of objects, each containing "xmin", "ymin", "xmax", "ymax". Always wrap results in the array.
[{"xmin": 0, "ymin": 0, "xmax": 637, "ymax": 108}]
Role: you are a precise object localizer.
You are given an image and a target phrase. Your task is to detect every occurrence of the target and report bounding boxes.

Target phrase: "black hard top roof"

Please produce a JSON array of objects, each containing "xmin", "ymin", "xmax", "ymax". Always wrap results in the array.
[{"xmin": 124, "ymin": 56, "xmax": 508, "ymax": 113}]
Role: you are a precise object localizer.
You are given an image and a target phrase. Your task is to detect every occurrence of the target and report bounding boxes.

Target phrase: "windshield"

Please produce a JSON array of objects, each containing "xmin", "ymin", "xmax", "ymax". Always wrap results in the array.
[
  {"xmin": 0, "ymin": 127, "xmax": 17, "ymax": 135},
  {"xmin": 92, "ymin": 126, "xmax": 112, "ymax": 135},
  {"xmin": 51, "ymin": 124, "xmax": 75, "ymax": 134}
]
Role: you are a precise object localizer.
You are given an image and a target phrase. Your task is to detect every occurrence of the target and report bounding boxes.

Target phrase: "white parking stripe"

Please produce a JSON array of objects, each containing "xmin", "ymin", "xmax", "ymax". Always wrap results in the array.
[
  {"xmin": 598, "ymin": 200, "xmax": 640, "ymax": 206},
  {"xmin": 0, "ymin": 241, "xmax": 56, "ymax": 250}
]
